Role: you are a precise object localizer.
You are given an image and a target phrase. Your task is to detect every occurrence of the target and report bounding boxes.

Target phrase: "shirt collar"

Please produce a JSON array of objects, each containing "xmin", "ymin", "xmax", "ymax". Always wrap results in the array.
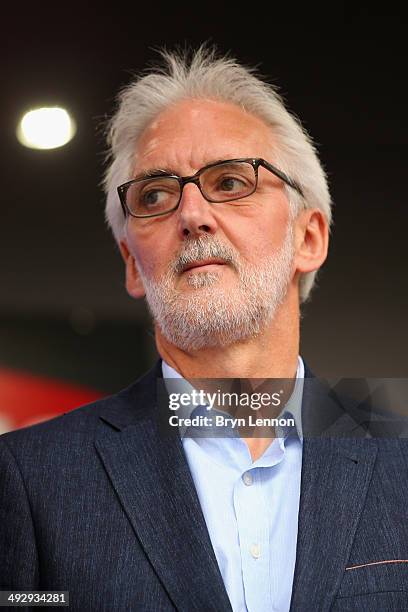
[{"xmin": 162, "ymin": 356, "xmax": 304, "ymax": 442}]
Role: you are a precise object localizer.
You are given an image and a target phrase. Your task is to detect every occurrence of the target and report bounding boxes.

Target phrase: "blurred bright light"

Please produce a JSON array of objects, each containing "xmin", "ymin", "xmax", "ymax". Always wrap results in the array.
[{"xmin": 17, "ymin": 107, "xmax": 76, "ymax": 150}]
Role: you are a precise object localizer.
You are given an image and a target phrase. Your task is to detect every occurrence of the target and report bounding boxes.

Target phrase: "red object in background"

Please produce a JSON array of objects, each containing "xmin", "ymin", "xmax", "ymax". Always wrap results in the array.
[{"xmin": 0, "ymin": 368, "xmax": 104, "ymax": 433}]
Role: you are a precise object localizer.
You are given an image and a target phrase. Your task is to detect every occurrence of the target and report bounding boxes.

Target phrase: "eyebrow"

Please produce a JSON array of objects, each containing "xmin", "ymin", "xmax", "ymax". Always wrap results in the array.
[
  {"xmin": 135, "ymin": 167, "xmax": 177, "ymax": 179},
  {"xmin": 133, "ymin": 158, "xmax": 243, "ymax": 180}
]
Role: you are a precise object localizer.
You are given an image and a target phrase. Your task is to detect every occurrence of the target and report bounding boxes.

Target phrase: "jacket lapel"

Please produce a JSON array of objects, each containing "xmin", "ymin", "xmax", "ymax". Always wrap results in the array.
[
  {"xmin": 94, "ymin": 362, "xmax": 232, "ymax": 612},
  {"xmin": 290, "ymin": 372, "xmax": 378, "ymax": 611}
]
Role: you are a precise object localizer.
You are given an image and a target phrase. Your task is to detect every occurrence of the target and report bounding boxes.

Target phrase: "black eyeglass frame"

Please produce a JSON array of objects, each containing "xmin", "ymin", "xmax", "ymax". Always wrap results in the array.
[{"xmin": 117, "ymin": 157, "xmax": 305, "ymax": 219}]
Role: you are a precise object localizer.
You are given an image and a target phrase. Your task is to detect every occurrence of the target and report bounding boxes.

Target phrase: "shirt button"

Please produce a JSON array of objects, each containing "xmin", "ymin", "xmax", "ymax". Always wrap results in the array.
[
  {"xmin": 242, "ymin": 472, "xmax": 253, "ymax": 486},
  {"xmin": 250, "ymin": 543, "xmax": 261, "ymax": 559}
]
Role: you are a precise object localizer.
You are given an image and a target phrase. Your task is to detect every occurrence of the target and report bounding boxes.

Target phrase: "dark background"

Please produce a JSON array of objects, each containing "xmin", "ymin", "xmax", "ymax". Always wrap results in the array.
[{"xmin": 1, "ymin": 4, "xmax": 407, "ymax": 396}]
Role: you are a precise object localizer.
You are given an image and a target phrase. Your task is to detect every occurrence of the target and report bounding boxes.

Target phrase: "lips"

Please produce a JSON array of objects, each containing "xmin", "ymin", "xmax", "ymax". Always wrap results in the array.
[{"xmin": 182, "ymin": 259, "xmax": 227, "ymax": 272}]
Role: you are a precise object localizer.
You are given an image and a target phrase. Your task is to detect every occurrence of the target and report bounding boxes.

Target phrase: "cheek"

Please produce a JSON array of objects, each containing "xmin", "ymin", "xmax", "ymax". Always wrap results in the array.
[
  {"xmin": 134, "ymin": 245, "xmax": 164, "ymax": 279},
  {"xmin": 125, "ymin": 225, "xmax": 174, "ymax": 280},
  {"xmin": 243, "ymin": 210, "xmax": 291, "ymax": 261}
]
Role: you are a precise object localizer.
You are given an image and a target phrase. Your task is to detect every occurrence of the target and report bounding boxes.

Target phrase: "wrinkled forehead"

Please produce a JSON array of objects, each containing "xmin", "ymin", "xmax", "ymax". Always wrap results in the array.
[{"xmin": 132, "ymin": 98, "xmax": 277, "ymax": 175}]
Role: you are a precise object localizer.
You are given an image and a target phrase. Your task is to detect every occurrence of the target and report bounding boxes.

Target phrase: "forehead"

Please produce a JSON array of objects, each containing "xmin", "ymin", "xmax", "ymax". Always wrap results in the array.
[{"xmin": 133, "ymin": 98, "xmax": 276, "ymax": 174}]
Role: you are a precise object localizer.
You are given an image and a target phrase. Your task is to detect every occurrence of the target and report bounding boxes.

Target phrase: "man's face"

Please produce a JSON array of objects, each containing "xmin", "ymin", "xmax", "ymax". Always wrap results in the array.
[{"xmin": 121, "ymin": 99, "xmax": 297, "ymax": 350}]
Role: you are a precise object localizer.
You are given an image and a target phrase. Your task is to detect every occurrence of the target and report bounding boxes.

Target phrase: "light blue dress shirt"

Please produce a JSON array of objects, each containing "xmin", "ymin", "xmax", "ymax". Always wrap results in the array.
[{"xmin": 162, "ymin": 357, "xmax": 304, "ymax": 612}]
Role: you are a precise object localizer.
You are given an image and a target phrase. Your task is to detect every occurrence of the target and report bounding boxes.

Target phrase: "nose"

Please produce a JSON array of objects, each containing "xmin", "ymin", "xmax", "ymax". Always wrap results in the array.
[{"xmin": 176, "ymin": 182, "xmax": 219, "ymax": 239}]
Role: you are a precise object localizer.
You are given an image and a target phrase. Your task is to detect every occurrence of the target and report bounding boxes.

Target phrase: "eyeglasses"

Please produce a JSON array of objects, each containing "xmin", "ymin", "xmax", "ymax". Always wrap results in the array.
[{"xmin": 117, "ymin": 157, "xmax": 305, "ymax": 219}]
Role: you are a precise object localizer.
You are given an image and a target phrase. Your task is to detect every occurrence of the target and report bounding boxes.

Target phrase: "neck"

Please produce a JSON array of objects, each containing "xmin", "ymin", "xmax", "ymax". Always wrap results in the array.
[
  {"xmin": 156, "ymin": 294, "xmax": 300, "ymax": 380},
  {"xmin": 157, "ymin": 292, "xmax": 300, "ymax": 462}
]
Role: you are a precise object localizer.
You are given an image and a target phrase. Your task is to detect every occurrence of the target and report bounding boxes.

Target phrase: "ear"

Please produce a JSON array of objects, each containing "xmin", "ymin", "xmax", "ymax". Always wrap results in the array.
[
  {"xmin": 293, "ymin": 208, "xmax": 329, "ymax": 276},
  {"xmin": 118, "ymin": 240, "xmax": 146, "ymax": 299}
]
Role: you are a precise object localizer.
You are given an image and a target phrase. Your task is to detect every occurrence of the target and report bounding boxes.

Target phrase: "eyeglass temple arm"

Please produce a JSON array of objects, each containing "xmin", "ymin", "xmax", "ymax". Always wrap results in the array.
[
  {"xmin": 117, "ymin": 185, "xmax": 128, "ymax": 218},
  {"xmin": 259, "ymin": 159, "xmax": 305, "ymax": 198}
]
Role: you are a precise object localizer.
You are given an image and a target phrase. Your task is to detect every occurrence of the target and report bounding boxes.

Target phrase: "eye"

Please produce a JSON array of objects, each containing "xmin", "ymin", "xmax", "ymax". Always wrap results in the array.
[
  {"xmin": 218, "ymin": 176, "xmax": 247, "ymax": 192},
  {"xmin": 137, "ymin": 179, "xmax": 179, "ymax": 211},
  {"xmin": 140, "ymin": 189, "xmax": 167, "ymax": 208},
  {"xmin": 214, "ymin": 174, "xmax": 251, "ymax": 198}
]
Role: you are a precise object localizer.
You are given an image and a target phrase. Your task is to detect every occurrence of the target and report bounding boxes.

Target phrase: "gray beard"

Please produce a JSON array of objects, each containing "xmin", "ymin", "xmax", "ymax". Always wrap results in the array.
[{"xmin": 139, "ymin": 225, "xmax": 295, "ymax": 351}]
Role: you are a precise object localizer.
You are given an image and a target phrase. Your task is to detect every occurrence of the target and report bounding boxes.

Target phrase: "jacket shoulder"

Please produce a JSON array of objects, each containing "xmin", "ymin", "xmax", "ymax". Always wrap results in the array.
[{"xmin": 0, "ymin": 360, "xmax": 161, "ymax": 454}]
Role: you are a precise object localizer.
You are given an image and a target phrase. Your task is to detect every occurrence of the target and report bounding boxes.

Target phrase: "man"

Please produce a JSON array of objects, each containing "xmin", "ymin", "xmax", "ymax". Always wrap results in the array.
[{"xmin": 1, "ymin": 47, "xmax": 408, "ymax": 611}]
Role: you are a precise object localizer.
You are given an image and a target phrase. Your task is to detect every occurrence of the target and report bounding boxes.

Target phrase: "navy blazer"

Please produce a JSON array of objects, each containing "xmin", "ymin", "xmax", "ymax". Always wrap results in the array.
[{"xmin": 1, "ymin": 360, "xmax": 408, "ymax": 611}]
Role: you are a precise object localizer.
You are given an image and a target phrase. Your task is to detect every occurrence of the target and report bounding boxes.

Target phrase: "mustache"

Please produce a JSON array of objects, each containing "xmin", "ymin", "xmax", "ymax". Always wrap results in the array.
[{"xmin": 171, "ymin": 235, "xmax": 239, "ymax": 274}]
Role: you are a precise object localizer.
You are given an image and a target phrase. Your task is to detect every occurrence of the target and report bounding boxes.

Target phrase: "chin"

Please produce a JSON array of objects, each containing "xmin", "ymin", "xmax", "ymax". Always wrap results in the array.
[{"xmin": 181, "ymin": 270, "xmax": 224, "ymax": 290}]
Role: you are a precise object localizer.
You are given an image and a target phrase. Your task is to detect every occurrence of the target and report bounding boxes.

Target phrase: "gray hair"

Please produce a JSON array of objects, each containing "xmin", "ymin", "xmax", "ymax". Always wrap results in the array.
[{"xmin": 103, "ymin": 45, "xmax": 332, "ymax": 302}]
